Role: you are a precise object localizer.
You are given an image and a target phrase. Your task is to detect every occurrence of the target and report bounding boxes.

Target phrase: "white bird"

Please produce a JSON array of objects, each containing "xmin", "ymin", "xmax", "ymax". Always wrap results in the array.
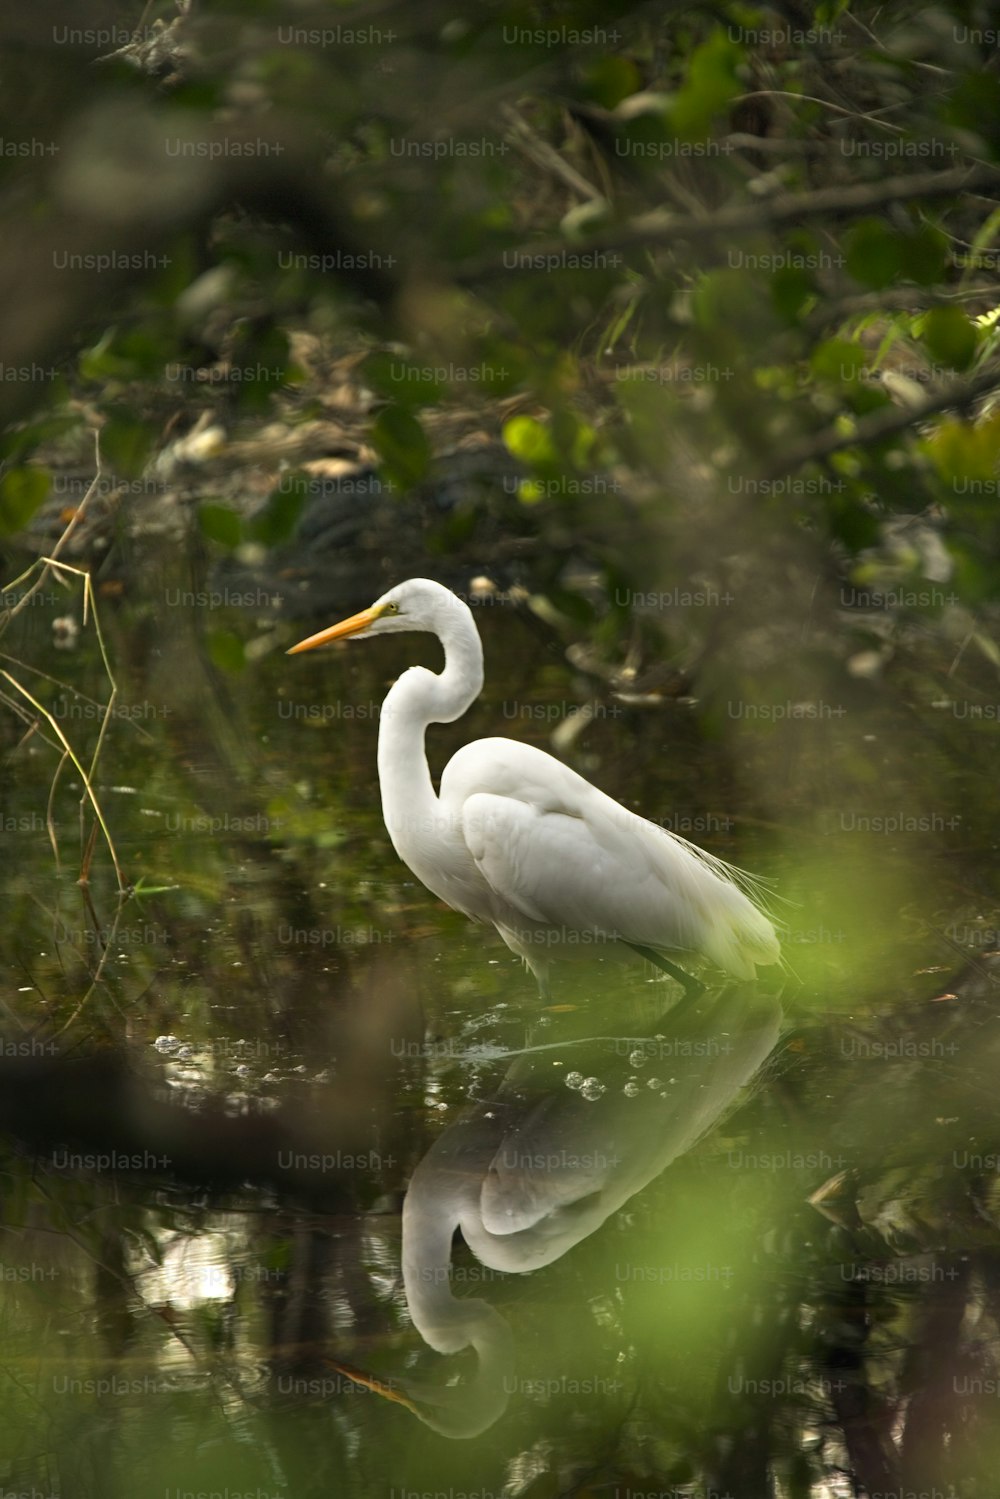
[
  {"xmin": 330, "ymin": 989, "xmax": 783, "ymax": 1437},
  {"xmin": 287, "ymin": 578, "xmax": 780, "ymax": 993}
]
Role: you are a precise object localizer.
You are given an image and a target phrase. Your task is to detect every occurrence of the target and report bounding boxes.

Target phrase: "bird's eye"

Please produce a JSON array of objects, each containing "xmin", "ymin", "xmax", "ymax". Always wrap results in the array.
[{"xmin": 383, "ymin": 602, "xmax": 400, "ymax": 616}]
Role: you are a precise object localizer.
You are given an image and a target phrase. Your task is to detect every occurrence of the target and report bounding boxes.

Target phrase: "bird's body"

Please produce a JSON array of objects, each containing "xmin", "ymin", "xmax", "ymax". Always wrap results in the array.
[
  {"xmin": 289, "ymin": 578, "xmax": 780, "ymax": 988},
  {"xmin": 393, "ymin": 734, "xmax": 777, "ymax": 983}
]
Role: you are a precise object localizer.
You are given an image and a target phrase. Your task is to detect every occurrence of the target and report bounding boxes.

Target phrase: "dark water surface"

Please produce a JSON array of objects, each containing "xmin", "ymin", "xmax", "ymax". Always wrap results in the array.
[{"xmin": 1, "ymin": 576, "xmax": 996, "ymax": 1498}]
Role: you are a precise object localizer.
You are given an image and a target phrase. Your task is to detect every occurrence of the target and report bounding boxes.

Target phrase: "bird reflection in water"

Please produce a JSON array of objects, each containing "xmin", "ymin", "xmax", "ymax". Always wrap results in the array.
[{"xmin": 333, "ymin": 985, "xmax": 782, "ymax": 1438}]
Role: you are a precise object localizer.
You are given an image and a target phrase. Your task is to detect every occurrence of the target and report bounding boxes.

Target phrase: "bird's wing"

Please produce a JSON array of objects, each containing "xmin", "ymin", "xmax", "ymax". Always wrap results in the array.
[
  {"xmin": 447, "ymin": 738, "xmax": 778, "ymax": 975},
  {"xmin": 461, "ymin": 788, "xmax": 714, "ymax": 954}
]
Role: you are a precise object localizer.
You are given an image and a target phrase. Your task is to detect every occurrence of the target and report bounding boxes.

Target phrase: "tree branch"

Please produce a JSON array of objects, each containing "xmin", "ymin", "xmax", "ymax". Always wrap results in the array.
[
  {"xmin": 762, "ymin": 363, "xmax": 1000, "ymax": 479},
  {"xmin": 460, "ymin": 163, "xmax": 1000, "ymax": 280}
]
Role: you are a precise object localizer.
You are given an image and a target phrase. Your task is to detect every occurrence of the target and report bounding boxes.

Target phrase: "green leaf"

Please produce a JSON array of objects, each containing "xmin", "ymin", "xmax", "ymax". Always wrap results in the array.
[
  {"xmin": 225, "ymin": 324, "xmax": 291, "ymax": 412},
  {"xmin": 944, "ymin": 72, "xmax": 1000, "ymax": 152},
  {"xmin": 364, "ymin": 353, "xmax": 443, "ymax": 408},
  {"xmin": 844, "ymin": 220, "xmax": 898, "ymax": 289},
  {"xmin": 843, "ymin": 221, "xmax": 947, "ymax": 290},
  {"xmin": 811, "ymin": 338, "xmax": 866, "ymax": 383},
  {"xmin": 207, "ymin": 629, "xmax": 246, "ymax": 674},
  {"xmin": 80, "ymin": 329, "xmax": 132, "ymax": 383},
  {"xmin": 502, "ymin": 415, "xmax": 558, "ymax": 467},
  {"xmin": 583, "ymin": 57, "xmax": 642, "ymax": 110},
  {"xmin": 553, "ymin": 409, "xmax": 597, "ymax": 467},
  {"xmin": 82, "ymin": 327, "xmax": 177, "ymax": 382},
  {"xmin": 669, "ymin": 30, "xmax": 743, "ymax": 139},
  {"xmin": 925, "ymin": 413, "xmax": 1000, "ymax": 484},
  {"xmin": 0, "ymin": 466, "xmax": 49, "ymax": 534},
  {"xmin": 370, "ymin": 405, "xmax": 431, "ymax": 489},
  {"xmin": 0, "ymin": 414, "xmax": 80, "ymax": 462},
  {"xmin": 958, "ymin": 205, "xmax": 1000, "ymax": 283},
  {"xmin": 513, "ymin": 479, "xmax": 546, "ymax": 505},
  {"xmin": 247, "ymin": 487, "xmax": 306, "ymax": 546},
  {"xmin": 828, "ymin": 496, "xmax": 881, "ymax": 551},
  {"xmin": 896, "ymin": 224, "xmax": 948, "ymax": 286},
  {"xmin": 198, "ymin": 503, "xmax": 243, "ymax": 548},
  {"xmin": 101, "ymin": 409, "xmax": 155, "ymax": 476},
  {"xmin": 771, "ymin": 267, "xmax": 816, "ymax": 321},
  {"xmin": 920, "ymin": 307, "xmax": 977, "ymax": 371},
  {"xmin": 692, "ymin": 269, "xmax": 752, "ymax": 330}
]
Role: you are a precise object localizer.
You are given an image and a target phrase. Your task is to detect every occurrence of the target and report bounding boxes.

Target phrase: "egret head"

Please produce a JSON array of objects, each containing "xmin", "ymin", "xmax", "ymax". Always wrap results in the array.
[{"xmin": 287, "ymin": 578, "xmax": 469, "ymax": 654}]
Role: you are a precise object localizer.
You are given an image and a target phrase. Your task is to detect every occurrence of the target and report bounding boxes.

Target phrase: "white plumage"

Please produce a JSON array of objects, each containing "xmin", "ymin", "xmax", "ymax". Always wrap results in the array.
[{"xmin": 288, "ymin": 577, "xmax": 780, "ymax": 989}]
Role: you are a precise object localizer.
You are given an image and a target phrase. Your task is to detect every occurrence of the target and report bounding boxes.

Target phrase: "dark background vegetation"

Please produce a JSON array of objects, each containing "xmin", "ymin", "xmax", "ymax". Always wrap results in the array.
[{"xmin": 3, "ymin": 1, "xmax": 1000, "ymax": 1495}]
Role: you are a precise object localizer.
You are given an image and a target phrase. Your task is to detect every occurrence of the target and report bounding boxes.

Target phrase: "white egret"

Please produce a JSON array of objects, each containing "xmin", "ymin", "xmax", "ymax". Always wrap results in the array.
[{"xmin": 287, "ymin": 578, "xmax": 780, "ymax": 992}]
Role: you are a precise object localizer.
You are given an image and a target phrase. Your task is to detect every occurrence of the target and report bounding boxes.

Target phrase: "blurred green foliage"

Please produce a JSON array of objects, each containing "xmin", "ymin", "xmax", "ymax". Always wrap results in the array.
[
  {"xmin": 3, "ymin": 7, "xmax": 1000, "ymax": 1494},
  {"xmin": 0, "ymin": 0, "xmax": 995, "ymax": 577}
]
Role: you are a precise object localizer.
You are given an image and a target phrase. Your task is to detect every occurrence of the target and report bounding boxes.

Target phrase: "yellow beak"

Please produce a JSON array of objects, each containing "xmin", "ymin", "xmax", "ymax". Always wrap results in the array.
[
  {"xmin": 325, "ymin": 1359, "xmax": 422, "ymax": 1415},
  {"xmin": 286, "ymin": 605, "xmax": 381, "ymax": 654}
]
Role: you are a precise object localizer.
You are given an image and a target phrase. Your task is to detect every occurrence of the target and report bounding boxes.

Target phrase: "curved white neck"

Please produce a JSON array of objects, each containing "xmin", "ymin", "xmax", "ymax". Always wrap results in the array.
[
  {"xmin": 401, "ymin": 1179, "xmax": 514, "ymax": 1437},
  {"xmin": 376, "ymin": 603, "xmax": 484, "ymax": 846}
]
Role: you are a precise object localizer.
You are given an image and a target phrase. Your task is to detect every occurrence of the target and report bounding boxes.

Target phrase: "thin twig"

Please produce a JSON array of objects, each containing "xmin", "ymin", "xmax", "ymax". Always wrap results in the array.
[
  {"xmin": 459, "ymin": 162, "xmax": 1000, "ymax": 279},
  {"xmin": 0, "ymin": 429, "xmax": 104, "ymax": 629},
  {"xmin": 0, "ymin": 672, "xmax": 125, "ymax": 892},
  {"xmin": 734, "ymin": 89, "xmax": 907, "ymax": 134},
  {"xmin": 52, "ymin": 897, "xmax": 128, "ymax": 1037},
  {"xmin": 502, "ymin": 105, "xmax": 606, "ymax": 204},
  {"xmin": 45, "ymin": 750, "xmax": 70, "ymax": 875}
]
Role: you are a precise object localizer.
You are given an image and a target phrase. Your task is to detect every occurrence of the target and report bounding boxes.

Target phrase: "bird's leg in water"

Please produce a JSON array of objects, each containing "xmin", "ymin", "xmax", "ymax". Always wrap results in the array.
[{"xmin": 625, "ymin": 943, "xmax": 705, "ymax": 1001}]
